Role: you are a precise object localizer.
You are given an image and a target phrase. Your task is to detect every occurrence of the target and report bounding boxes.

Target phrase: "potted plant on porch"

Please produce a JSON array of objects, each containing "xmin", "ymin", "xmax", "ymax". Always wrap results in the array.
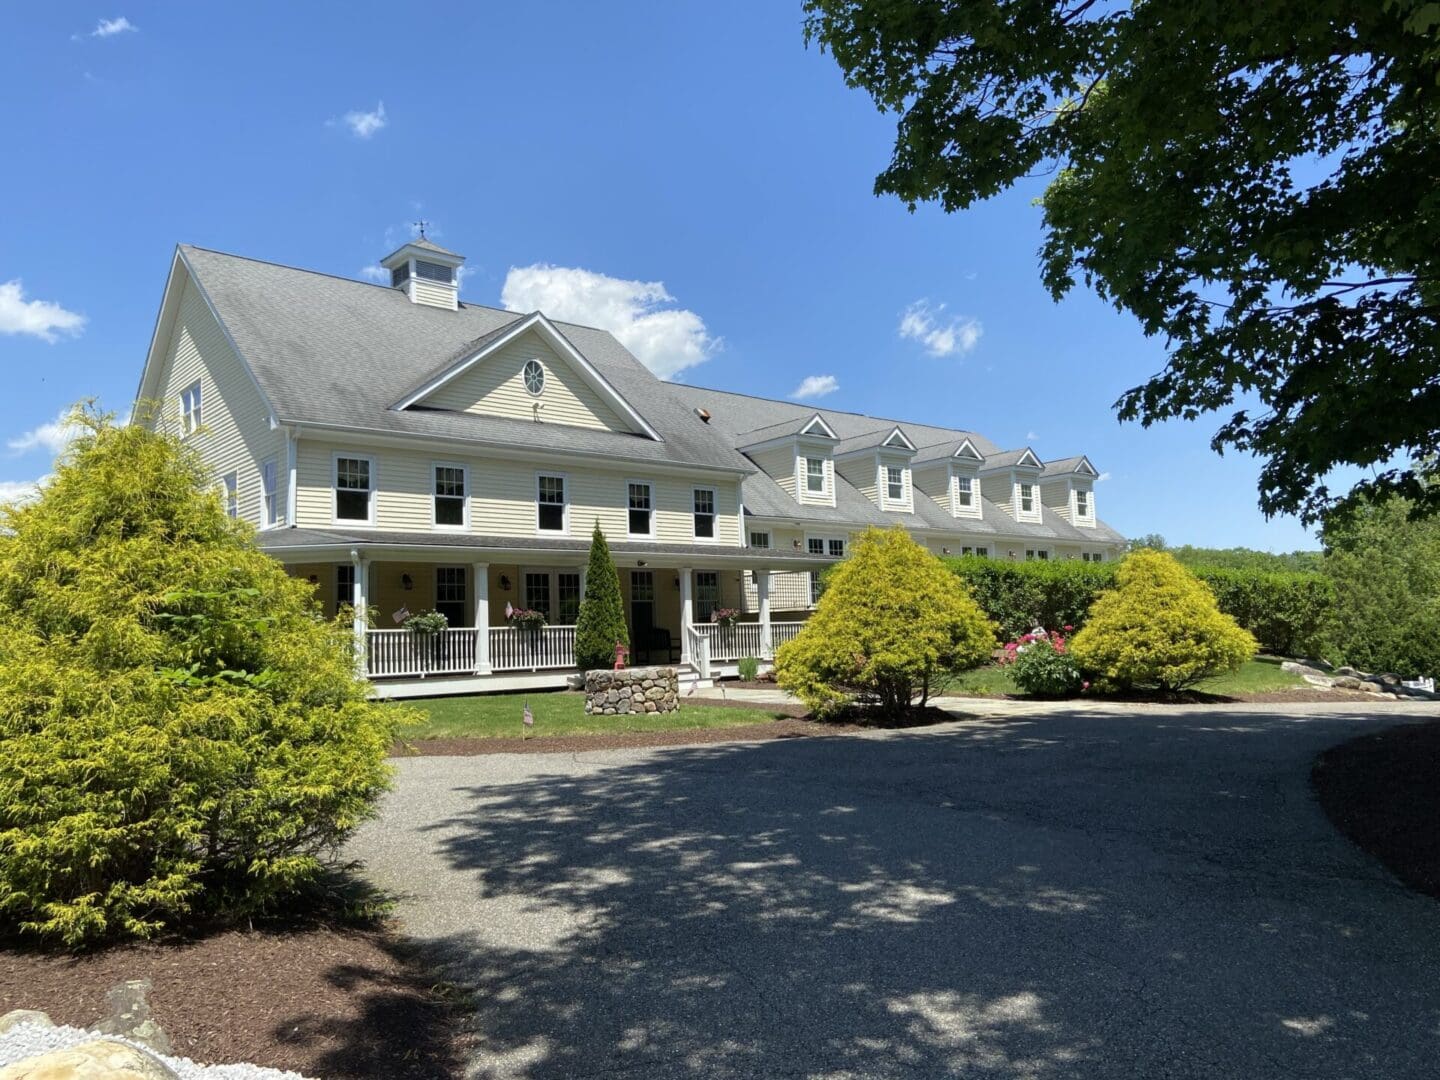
[{"xmin": 402, "ymin": 609, "xmax": 450, "ymax": 669}]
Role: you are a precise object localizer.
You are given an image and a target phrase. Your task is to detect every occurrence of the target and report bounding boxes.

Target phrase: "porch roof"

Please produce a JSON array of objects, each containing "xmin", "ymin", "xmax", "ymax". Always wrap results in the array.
[{"xmin": 256, "ymin": 527, "xmax": 838, "ymax": 568}]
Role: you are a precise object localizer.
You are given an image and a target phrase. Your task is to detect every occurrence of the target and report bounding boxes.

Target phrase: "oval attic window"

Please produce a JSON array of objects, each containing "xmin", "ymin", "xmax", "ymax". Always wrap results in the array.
[{"xmin": 522, "ymin": 359, "xmax": 545, "ymax": 396}]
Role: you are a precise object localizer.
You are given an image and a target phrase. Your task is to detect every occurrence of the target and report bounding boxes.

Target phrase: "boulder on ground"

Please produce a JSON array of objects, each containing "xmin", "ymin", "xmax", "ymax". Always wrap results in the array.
[
  {"xmin": 0, "ymin": 1038, "xmax": 178, "ymax": 1080},
  {"xmin": 0, "ymin": 1013, "xmax": 52, "ymax": 1036}
]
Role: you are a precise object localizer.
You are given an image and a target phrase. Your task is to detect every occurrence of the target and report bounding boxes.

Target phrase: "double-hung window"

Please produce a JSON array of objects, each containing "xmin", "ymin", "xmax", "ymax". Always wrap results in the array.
[
  {"xmin": 1025, "ymin": 549, "xmax": 1050, "ymax": 561},
  {"xmin": 335, "ymin": 456, "xmax": 373, "ymax": 523},
  {"xmin": 695, "ymin": 571, "xmax": 720, "ymax": 622},
  {"xmin": 261, "ymin": 457, "xmax": 279, "ymax": 527},
  {"xmin": 434, "ymin": 465, "xmax": 466, "ymax": 528},
  {"xmin": 805, "ymin": 457, "xmax": 826, "ymax": 494},
  {"xmin": 1075, "ymin": 489, "xmax": 1090, "ymax": 518},
  {"xmin": 221, "ymin": 472, "xmax": 238, "ymax": 519},
  {"xmin": 627, "ymin": 482, "xmax": 653, "ymax": 536},
  {"xmin": 1083, "ymin": 551, "xmax": 1104, "ymax": 563},
  {"xmin": 809, "ymin": 571, "xmax": 823, "ymax": 605},
  {"xmin": 1019, "ymin": 483, "xmax": 1035, "ymax": 514},
  {"xmin": 693, "ymin": 488, "xmax": 716, "ymax": 539},
  {"xmin": 748, "ymin": 530, "xmax": 770, "ymax": 549},
  {"xmin": 886, "ymin": 465, "xmax": 905, "ymax": 504},
  {"xmin": 537, "ymin": 475, "xmax": 566, "ymax": 533},
  {"xmin": 807, "ymin": 536, "xmax": 845, "ymax": 558},
  {"xmin": 180, "ymin": 382, "xmax": 202, "ymax": 435},
  {"xmin": 955, "ymin": 475, "xmax": 974, "ymax": 509},
  {"xmin": 435, "ymin": 567, "xmax": 466, "ymax": 627}
]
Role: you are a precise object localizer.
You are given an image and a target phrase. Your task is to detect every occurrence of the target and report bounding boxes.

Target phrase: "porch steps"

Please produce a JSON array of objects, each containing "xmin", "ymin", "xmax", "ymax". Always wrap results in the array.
[{"xmin": 678, "ymin": 664, "xmax": 713, "ymax": 694}]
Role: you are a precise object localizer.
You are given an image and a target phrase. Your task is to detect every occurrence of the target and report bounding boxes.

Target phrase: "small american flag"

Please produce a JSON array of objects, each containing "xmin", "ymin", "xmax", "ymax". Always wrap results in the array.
[{"xmin": 522, "ymin": 699, "xmax": 534, "ymax": 728}]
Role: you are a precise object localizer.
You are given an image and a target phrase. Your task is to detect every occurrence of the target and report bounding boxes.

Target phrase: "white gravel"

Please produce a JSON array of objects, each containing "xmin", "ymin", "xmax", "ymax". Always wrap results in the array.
[{"xmin": 0, "ymin": 1022, "xmax": 311, "ymax": 1079}]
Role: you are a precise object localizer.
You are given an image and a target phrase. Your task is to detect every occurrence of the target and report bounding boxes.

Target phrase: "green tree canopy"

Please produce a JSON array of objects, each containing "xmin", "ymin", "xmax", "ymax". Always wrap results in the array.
[
  {"xmin": 0, "ymin": 410, "xmax": 403, "ymax": 945},
  {"xmin": 574, "ymin": 523, "xmax": 628, "ymax": 672},
  {"xmin": 804, "ymin": 0, "xmax": 1440, "ymax": 522},
  {"xmin": 775, "ymin": 527, "xmax": 995, "ymax": 715}
]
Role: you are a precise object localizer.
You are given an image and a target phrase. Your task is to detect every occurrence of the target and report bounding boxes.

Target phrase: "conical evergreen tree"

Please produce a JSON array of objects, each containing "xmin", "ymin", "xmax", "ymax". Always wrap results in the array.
[{"xmin": 575, "ymin": 522, "xmax": 628, "ymax": 671}]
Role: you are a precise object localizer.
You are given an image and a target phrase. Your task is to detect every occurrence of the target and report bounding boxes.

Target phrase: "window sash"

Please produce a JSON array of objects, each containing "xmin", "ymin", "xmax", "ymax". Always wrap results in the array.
[
  {"xmin": 1076, "ymin": 490, "xmax": 1090, "ymax": 516},
  {"xmin": 956, "ymin": 476, "xmax": 973, "ymax": 506},
  {"xmin": 628, "ymin": 482, "xmax": 652, "ymax": 535},
  {"xmin": 695, "ymin": 571, "xmax": 720, "ymax": 621},
  {"xmin": 435, "ymin": 567, "xmax": 467, "ymax": 626},
  {"xmin": 524, "ymin": 572, "xmax": 552, "ymax": 619},
  {"xmin": 810, "ymin": 571, "xmax": 822, "ymax": 605},
  {"xmin": 693, "ymin": 488, "xmax": 715, "ymax": 538},
  {"xmin": 749, "ymin": 531, "xmax": 770, "ymax": 549},
  {"xmin": 261, "ymin": 459, "xmax": 278, "ymax": 526},
  {"xmin": 537, "ymin": 475, "xmax": 565, "ymax": 531},
  {"xmin": 335, "ymin": 564, "xmax": 355, "ymax": 618},
  {"xmin": 805, "ymin": 457, "xmax": 826, "ymax": 493},
  {"xmin": 886, "ymin": 466, "xmax": 904, "ymax": 502},
  {"xmin": 335, "ymin": 457, "xmax": 372, "ymax": 522},
  {"xmin": 1019, "ymin": 483, "xmax": 1035, "ymax": 513},
  {"xmin": 557, "ymin": 572, "xmax": 582, "ymax": 624},
  {"xmin": 434, "ymin": 466, "xmax": 465, "ymax": 527},
  {"xmin": 222, "ymin": 472, "xmax": 238, "ymax": 519},
  {"xmin": 828, "ymin": 539, "xmax": 845, "ymax": 558},
  {"xmin": 181, "ymin": 383, "xmax": 202, "ymax": 434}
]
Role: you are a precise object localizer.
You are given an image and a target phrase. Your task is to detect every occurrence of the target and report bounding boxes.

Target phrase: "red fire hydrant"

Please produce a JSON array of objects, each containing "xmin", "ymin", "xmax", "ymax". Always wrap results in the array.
[{"xmin": 613, "ymin": 640, "xmax": 629, "ymax": 670}]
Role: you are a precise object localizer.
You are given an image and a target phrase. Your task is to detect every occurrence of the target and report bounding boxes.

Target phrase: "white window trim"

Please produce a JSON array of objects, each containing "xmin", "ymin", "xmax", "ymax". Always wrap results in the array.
[
  {"xmin": 748, "ymin": 529, "xmax": 771, "ymax": 549},
  {"xmin": 691, "ymin": 485, "xmax": 720, "ymax": 544},
  {"xmin": 1015, "ymin": 477, "xmax": 1042, "ymax": 522},
  {"xmin": 950, "ymin": 469, "xmax": 982, "ymax": 519},
  {"xmin": 522, "ymin": 358, "xmax": 546, "ymax": 397},
  {"xmin": 260, "ymin": 456, "xmax": 281, "ymax": 529},
  {"xmin": 180, "ymin": 381, "xmax": 202, "ymax": 436},
  {"xmin": 880, "ymin": 460, "xmax": 913, "ymax": 513},
  {"xmin": 220, "ymin": 471, "xmax": 238, "ymax": 520},
  {"xmin": 536, "ymin": 471, "xmax": 569, "ymax": 535},
  {"xmin": 431, "ymin": 460, "xmax": 470, "ymax": 533},
  {"xmin": 804, "ymin": 533, "xmax": 847, "ymax": 559},
  {"xmin": 332, "ymin": 452, "xmax": 377, "ymax": 527},
  {"xmin": 1025, "ymin": 548, "xmax": 1051, "ymax": 561},
  {"xmin": 521, "ymin": 566, "xmax": 584, "ymax": 625},
  {"xmin": 797, "ymin": 453, "xmax": 835, "ymax": 507},
  {"xmin": 1073, "ymin": 485, "xmax": 1094, "ymax": 525},
  {"xmin": 625, "ymin": 478, "xmax": 655, "ymax": 540}
]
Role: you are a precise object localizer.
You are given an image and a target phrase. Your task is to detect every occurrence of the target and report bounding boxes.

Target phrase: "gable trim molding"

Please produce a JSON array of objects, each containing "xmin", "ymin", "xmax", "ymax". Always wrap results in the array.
[{"xmin": 389, "ymin": 311, "xmax": 663, "ymax": 442}]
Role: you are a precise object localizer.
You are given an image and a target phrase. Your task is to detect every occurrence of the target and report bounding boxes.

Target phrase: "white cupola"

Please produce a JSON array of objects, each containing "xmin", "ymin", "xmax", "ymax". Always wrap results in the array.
[{"xmin": 379, "ymin": 234, "xmax": 464, "ymax": 311}]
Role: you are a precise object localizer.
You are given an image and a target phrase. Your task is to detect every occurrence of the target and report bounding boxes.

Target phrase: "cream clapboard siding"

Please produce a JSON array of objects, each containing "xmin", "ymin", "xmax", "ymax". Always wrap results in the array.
[
  {"xmin": 1042, "ymin": 480, "xmax": 1073, "ymax": 522},
  {"xmin": 913, "ymin": 464, "xmax": 952, "ymax": 515},
  {"xmin": 748, "ymin": 445, "xmax": 796, "ymax": 498},
  {"xmin": 420, "ymin": 330, "xmax": 630, "ymax": 433},
  {"xmin": 295, "ymin": 441, "xmax": 741, "ymax": 544},
  {"xmin": 981, "ymin": 473, "xmax": 1013, "ymax": 516},
  {"xmin": 151, "ymin": 277, "xmax": 285, "ymax": 527}
]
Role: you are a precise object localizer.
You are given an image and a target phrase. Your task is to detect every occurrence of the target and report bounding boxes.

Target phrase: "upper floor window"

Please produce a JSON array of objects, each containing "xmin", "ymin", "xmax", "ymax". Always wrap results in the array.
[
  {"xmin": 180, "ymin": 382, "xmax": 202, "ymax": 435},
  {"xmin": 261, "ymin": 457, "xmax": 279, "ymax": 527},
  {"xmin": 628, "ymin": 481, "xmax": 653, "ymax": 536},
  {"xmin": 1019, "ymin": 483, "xmax": 1035, "ymax": 514},
  {"xmin": 749, "ymin": 530, "xmax": 770, "ymax": 549},
  {"xmin": 1075, "ymin": 488, "xmax": 1090, "ymax": 517},
  {"xmin": 434, "ymin": 465, "xmax": 466, "ymax": 528},
  {"xmin": 885, "ymin": 465, "xmax": 905, "ymax": 503},
  {"xmin": 221, "ymin": 472, "xmax": 238, "ymax": 519},
  {"xmin": 693, "ymin": 488, "xmax": 716, "ymax": 539},
  {"xmin": 335, "ymin": 456, "xmax": 373, "ymax": 523},
  {"xmin": 537, "ymin": 474, "xmax": 566, "ymax": 532},
  {"xmin": 955, "ymin": 475, "xmax": 973, "ymax": 507},
  {"xmin": 808, "ymin": 536, "xmax": 845, "ymax": 558},
  {"xmin": 523, "ymin": 359, "xmax": 545, "ymax": 396},
  {"xmin": 805, "ymin": 457, "xmax": 826, "ymax": 494}
]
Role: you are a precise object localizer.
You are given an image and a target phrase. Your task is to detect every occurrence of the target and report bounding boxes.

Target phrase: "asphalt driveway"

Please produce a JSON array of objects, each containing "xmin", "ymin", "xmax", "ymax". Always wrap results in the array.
[{"xmin": 350, "ymin": 702, "xmax": 1440, "ymax": 1078}]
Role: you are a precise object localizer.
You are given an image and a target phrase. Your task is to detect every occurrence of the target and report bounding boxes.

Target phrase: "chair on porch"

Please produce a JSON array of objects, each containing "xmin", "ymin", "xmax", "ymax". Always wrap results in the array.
[{"xmin": 638, "ymin": 626, "xmax": 680, "ymax": 665}]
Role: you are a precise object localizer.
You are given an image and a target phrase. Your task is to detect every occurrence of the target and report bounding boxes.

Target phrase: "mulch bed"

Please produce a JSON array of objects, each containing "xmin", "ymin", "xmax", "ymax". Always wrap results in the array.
[
  {"xmin": 0, "ymin": 922, "xmax": 469, "ymax": 1078},
  {"xmin": 1312, "ymin": 720, "xmax": 1440, "ymax": 900}
]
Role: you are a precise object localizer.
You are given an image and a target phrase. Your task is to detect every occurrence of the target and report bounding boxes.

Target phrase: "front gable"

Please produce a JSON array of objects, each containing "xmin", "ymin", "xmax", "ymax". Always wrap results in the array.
[{"xmin": 397, "ymin": 313, "xmax": 659, "ymax": 438}]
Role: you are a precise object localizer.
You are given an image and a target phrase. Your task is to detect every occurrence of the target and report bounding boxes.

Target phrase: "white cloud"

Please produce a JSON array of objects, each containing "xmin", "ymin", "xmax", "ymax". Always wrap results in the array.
[
  {"xmin": 358, "ymin": 264, "xmax": 388, "ymax": 283},
  {"xmin": 0, "ymin": 478, "xmax": 45, "ymax": 506},
  {"xmin": 1097, "ymin": 471, "xmax": 1112, "ymax": 482},
  {"xmin": 501, "ymin": 264, "xmax": 717, "ymax": 380},
  {"xmin": 334, "ymin": 101, "xmax": 386, "ymax": 139},
  {"xmin": 1026, "ymin": 431, "xmax": 1039, "ymax": 442},
  {"xmin": 898, "ymin": 300, "xmax": 982, "ymax": 358},
  {"xmin": 0, "ymin": 281, "xmax": 86, "ymax": 343},
  {"xmin": 8, "ymin": 409, "xmax": 81, "ymax": 456},
  {"xmin": 91, "ymin": 16, "xmax": 137, "ymax": 37},
  {"xmin": 791, "ymin": 375, "xmax": 839, "ymax": 400}
]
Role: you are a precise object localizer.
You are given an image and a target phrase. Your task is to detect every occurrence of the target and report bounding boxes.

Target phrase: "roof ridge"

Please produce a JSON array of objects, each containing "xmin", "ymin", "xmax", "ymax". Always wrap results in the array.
[{"xmin": 671, "ymin": 381, "xmax": 985, "ymax": 439}]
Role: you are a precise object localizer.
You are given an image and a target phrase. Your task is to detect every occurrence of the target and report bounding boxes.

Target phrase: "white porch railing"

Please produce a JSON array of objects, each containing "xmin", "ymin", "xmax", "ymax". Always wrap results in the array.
[
  {"xmin": 489, "ymin": 624, "xmax": 577, "ymax": 672},
  {"xmin": 366, "ymin": 628, "xmax": 477, "ymax": 679},
  {"xmin": 693, "ymin": 621, "xmax": 807, "ymax": 662}
]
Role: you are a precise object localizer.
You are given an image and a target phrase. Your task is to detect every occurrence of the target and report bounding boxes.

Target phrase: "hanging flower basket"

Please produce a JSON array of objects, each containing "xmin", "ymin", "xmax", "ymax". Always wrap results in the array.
[
  {"xmin": 711, "ymin": 608, "xmax": 740, "ymax": 629},
  {"xmin": 508, "ymin": 607, "xmax": 548, "ymax": 632},
  {"xmin": 403, "ymin": 610, "xmax": 449, "ymax": 636}
]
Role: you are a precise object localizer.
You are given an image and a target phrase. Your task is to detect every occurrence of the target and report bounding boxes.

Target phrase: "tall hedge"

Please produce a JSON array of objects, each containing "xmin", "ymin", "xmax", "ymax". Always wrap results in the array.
[
  {"xmin": 574, "ymin": 523, "xmax": 628, "ymax": 672},
  {"xmin": 945, "ymin": 556, "xmax": 1333, "ymax": 656},
  {"xmin": 0, "ymin": 411, "xmax": 405, "ymax": 945}
]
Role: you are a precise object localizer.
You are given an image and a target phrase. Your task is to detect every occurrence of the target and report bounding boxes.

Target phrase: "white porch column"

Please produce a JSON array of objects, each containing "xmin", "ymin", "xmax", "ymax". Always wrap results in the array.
[
  {"xmin": 472, "ymin": 562, "xmax": 491, "ymax": 674},
  {"xmin": 351, "ymin": 550, "xmax": 368, "ymax": 676},
  {"xmin": 679, "ymin": 568, "xmax": 694, "ymax": 665},
  {"xmin": 756, "ymin": 569, "xmax": 773, "ymax": 658}
]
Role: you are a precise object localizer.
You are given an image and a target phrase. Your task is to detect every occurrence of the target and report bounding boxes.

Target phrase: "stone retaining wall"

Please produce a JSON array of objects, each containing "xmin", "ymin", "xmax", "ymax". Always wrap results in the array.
[{"xmin": 583, "ymin": 667, "xmax": 679, "ymax": 715}]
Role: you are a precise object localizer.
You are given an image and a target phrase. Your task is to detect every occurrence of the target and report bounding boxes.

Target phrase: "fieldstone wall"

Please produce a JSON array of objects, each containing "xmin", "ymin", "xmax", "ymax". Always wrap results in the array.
[{"xmin": 584, "ymin": 667, "xmax": 679, "ymax": 715}]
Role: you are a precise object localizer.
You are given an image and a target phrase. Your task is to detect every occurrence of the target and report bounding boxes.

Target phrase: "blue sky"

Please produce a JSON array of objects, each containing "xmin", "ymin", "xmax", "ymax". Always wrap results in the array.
[{"xmin": 0, "ymin": 2, "xmax": 1324, "ymax": 549}]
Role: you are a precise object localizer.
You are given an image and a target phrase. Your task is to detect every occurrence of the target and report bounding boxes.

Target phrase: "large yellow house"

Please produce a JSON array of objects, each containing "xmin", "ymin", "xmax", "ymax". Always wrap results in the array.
[{"xmin": 135, "ymin": 239, "xmax": 1125, "ymax": 695}]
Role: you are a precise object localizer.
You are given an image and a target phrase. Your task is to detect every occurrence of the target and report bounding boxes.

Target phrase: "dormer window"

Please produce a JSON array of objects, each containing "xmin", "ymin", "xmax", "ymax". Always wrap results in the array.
[
  {"xmin": 886, "ymin": 466, "xmax": 904, "ymax": 503},
  {"xmin": 956, "ymin": 475, "xmax": 973, "ymax": 508},
  {"xmin": 1076, "ymin": 488, "xmax": 1090, "ymax": 517},
  {"xmin": 1019, "ymin": 483, "xmax": 1035, "ymax": 514},
  {"xmin": 805, "ymin": 457, "xmax": 826, "ymax": 494}
]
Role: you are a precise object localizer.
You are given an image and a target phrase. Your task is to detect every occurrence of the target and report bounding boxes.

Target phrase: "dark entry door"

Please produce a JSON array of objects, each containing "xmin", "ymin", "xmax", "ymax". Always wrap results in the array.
[{"xmin": 630, "ymin": 570, "xmax": 655, "ymax": 660}]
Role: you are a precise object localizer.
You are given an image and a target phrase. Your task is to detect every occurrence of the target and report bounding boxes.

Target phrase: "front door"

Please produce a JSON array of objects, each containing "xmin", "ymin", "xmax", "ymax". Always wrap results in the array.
[{"xmin": 630, "ymin": 570, "xmax": 654, "ymax": 660}]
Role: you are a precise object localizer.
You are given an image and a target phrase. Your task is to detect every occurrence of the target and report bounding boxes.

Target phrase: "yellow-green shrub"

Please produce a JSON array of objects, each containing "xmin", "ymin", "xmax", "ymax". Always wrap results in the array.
[
  {"xmin": 774, "ymin": 527, "xmax": 994, "ymax": 716},
  {"xmin": 0, "ymin": 409, "xmax": 407, "ymax": 946},
  {"xmin": 1069, "ymin": 549, "xmax": 1257, "ymax": 691}
]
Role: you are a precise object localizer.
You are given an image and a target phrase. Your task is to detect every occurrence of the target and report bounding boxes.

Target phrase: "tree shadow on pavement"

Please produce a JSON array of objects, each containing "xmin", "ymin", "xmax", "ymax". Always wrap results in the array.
[{"xmin": 372, "ymin": 707, "xmax": 1440, "ymax": 1078}]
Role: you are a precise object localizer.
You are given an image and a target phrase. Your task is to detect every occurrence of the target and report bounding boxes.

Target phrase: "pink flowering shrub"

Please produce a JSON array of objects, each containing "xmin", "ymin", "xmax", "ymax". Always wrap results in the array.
[{"xmin": 999, "ymin": 628, "xmax": 1085, "ymax": 696}]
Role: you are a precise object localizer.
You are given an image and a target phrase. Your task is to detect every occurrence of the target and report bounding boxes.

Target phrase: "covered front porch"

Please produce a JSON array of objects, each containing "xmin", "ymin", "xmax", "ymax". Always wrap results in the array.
[{"xmin": 261, "ymin": 529, "xmax": 831, "ymax": 696}]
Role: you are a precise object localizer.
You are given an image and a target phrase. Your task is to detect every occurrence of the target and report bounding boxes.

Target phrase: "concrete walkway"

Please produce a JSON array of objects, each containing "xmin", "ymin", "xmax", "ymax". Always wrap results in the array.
[{"xmin": 350, "ymin": 700, "xmax": 1440, "ymax": 1079}]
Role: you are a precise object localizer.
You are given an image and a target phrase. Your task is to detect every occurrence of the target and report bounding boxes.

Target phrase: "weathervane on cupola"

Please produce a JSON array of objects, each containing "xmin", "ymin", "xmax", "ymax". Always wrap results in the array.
[{"xmin": 377, "ymin": 227, "xmax": 464, "ymax": 311}]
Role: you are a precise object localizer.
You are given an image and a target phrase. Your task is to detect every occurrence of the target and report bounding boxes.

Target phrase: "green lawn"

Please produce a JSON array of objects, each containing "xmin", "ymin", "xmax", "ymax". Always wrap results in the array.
[
  {"xmin": 397, "ymin": 691, "xmax": 789, "ymax": 740},
  {"xmin": 944, "ymin": 655, "xmax": 1304, "ymax": 699}
]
